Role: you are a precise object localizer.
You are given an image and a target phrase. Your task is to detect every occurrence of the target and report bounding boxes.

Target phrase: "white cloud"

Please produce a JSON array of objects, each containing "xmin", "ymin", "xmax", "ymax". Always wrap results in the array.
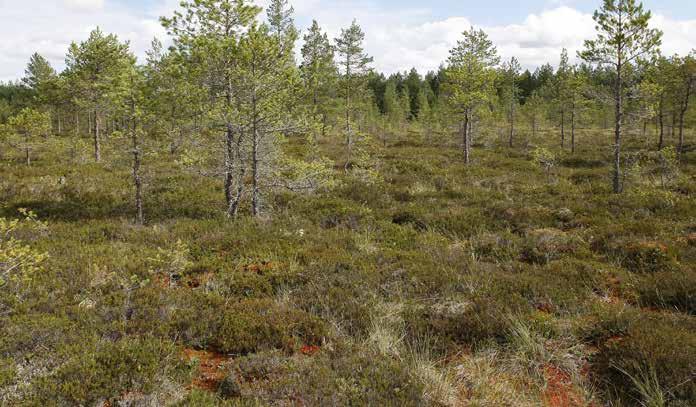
[
  {"xmin": 63, "ymin": 0, "xmax": 105, "ymax": 12},
  {"xmin": 0, "ymin": 0, "xmax": 166, "ymax": 82},
  {"xmin": 1, "ymin": 1, "xmax": 695, "ymax": 82}
]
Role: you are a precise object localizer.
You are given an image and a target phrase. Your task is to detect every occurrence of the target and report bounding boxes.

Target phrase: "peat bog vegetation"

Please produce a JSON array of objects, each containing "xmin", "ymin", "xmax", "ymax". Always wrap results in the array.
[{"xmin": 1, "ymin": 0, "xmax": 696, "ymax": 406}]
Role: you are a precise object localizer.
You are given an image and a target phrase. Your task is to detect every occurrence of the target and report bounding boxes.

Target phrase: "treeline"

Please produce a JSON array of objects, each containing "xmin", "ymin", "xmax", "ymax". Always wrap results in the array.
[{"xmin": 1, "ymin": 0, "xmax": 694, "ymax": 220}]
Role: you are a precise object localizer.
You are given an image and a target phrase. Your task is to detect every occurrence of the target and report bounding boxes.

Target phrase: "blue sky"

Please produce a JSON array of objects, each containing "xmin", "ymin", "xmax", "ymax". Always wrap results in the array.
[{"xmin": 1, "ymin": 0, "xmax": 695, "ymax": 81}]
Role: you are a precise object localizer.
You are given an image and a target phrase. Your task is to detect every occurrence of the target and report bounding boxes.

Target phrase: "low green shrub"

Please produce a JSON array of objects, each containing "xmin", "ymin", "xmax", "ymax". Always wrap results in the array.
[
  {"xmin": 635, "ymin": 269, "xmax": 696, "ymax": 314},
  {"xmin": 619, "ymin": 241, "xmax": 679, "ymax": 273},
  {"xmin": 402, "ymin": 289, "xmax": 528, "ymax": 353},
  {"xmin": 212, "ymin": 299, "xmax": 326, "ymax": 355},
  {"xmin": 283, "ymin": 351, "xmax": 425, "ymax": 406},
  {"xmin": 590, "ymin": 314, "xmax": 696, "ymax": 405},
  {"xmin": 235, "ymin": 351, "xmax": 288, "ymax": 381},
  {"xmin": 0, "ymin": 358, "xmax": 16, "ymax": 388},
  {"xmin": 575, "ymin": 303, "xmax": 641, "ymax": 346},
  {"xmin": 591, "ymin": 227, "xmax": 680, "ymax": 273},
  {"xmin": 520, "ymin": 228, "xmax": 585, "ymax": 265},
  {"xmin": 29, "ymin": 337, "xmax": 183, "ymax": 405},
  {"xmin": 218, "ymin": 370, "xmax": 242, "ymax": 399}
]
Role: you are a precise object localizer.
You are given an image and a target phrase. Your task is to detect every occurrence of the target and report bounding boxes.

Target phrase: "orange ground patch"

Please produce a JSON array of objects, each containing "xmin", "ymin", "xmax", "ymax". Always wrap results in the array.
[
  {"xmin": 242, "ymin": 261, "xmax": 278, "ymax": 274},
  {"xmin": 182, "ymin": 348, "xmax": 234, "ymax": 392},
  {"xmin": 543, "ymin": 364, "xmax": 584, "ymax": 407},
  {"xmin": 300, "ymin": 345, "xmax": 321, "ymax": 356}
]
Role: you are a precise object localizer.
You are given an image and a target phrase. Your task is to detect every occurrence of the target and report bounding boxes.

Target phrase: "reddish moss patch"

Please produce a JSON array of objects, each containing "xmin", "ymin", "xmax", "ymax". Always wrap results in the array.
[
  {"xmin": 182, "ymin": 348, "xmax": 234, "ymax": 392},
  {"xmin": 542, "ymin": 364, "xmax": 584, "ymax": 407},
  {"xmin": 242, "ymin": 261, "xmax": 278, "ymax": 275},
  {"xmin": 300, "ymin": 345, "xmax": 321, "ymax": 356}
]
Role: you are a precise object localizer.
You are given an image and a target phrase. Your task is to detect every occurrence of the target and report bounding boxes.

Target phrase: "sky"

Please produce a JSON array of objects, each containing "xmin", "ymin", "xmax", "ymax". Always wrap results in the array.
[{"xmin": 1, "ymin": 0, "xmax": 695, "ymax": 82}]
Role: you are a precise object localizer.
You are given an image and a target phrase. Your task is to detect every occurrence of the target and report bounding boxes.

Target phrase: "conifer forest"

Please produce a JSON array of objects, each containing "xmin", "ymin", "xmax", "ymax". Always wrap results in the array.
[{"xmin": 1, "ymin": 0, "xmax": 695, "ymax": 405}]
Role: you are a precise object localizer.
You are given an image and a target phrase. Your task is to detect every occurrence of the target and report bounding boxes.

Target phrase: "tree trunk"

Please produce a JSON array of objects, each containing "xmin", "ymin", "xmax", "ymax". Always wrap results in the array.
[
  {"xmin": 344, "ymin": 55, "xmax": 353, "ymax": 171},
  {"xmin": 131, "ymin": 106, "xmax": 143, "ymax": 225},
  {"xmin": 228, "ymin": 136, "xmax": 246, "ymax": 218},
  {"xmin": 678, "ymin": 110, "xmax": 686, "ymax": 155},
  {"xmin": 670, "ymin": 112, "xmax": 676, "ymax": 138},
  {"xmin": 658, "ymin": 110, "xmax": 664, "ymax": 150},
  {"xmin": 613, "ymin": 63, "xmax": 623, "ymax": 194},
  {"xmin": 678, "ymin": 85, "xmax": 691, "ymax": 156},
  {"xmin": 94, "ymin": 111, "xmax": 101, "ymax": 162},
  {"xmin": 509, "ymin": 102, "xmax": 515, "ymax": 148},
  {"xmin": 462, "ymin": 112, "xmax": 470, "ymax": 164},
  {"xmin": 560, "ymin": 110, "xmax": 565, "ymax": 148},
  {"xmin": 251, "ymin": 96, "xmax": 260, "ymax": 217},
  {"xmin": 468, "ymin": 115, "xmax": 474, "ymax": 145},
  {"xmin": 571, "ymin": 107, "xmax": 576, "ymax": 154},
  {"xmin": 224, "ymin": 123, "xmax": 235, "ymax": 212},
  {"xmin": 25, "ymin": 133, "xmax": 30, "ymax": 166}
]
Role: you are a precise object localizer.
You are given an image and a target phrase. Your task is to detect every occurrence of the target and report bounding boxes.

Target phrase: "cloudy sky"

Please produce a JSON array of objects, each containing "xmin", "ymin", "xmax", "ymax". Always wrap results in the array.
[{"xmin": 1, "ymin": 0, "xmax": 695, "ymax": 82}]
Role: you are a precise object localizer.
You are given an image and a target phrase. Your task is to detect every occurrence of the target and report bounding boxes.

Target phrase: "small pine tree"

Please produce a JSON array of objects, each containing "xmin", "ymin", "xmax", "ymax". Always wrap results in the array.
[{"xmin": 8, "ymin": 108, "xmax": 51, "ymax": 166}]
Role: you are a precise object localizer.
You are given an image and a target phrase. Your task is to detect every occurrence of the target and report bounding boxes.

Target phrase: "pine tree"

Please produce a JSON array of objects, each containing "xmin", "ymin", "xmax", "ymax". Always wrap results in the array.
[
  {"xmin": 22, "ymin": 53, "xmax": 56, "ymax": 94},
  {"xmin": 236, "ymin": 22, "xmax": 302, "ymax": 216},
  {"xmin": 522, "ymin": 90, "xmax": 545, "ymax": 139},
  {"xmin": 404, "ymin": 68, "xmax": 422, "ymax": 118},
  {"xmin": 122, "ymin": 65, "xmax": 147, "ymax": 225},
  {"xmin": 672, "ymin": 53, "xmax": 696, "ymax": 155},
  {"xmin": 647, "ymin": 56, "xmax": 671, "ymax": 150},
  {"xmin": 383, "ymin": 80, "xmax": 400, "ymax": 130},
  {"xmin": 502, "ymin": 56, "xmax": 521, "ymax": 147},
  {"xmin": 22, "ymin": 53, "xmax": 61, "ymax": 132},
  {"xmin": 399, "ymin": 86, "xmax": 412, "ymax": 126},
  {"xmin": 266, "ymin": 0, "xmax": 298, "ymax": 49},
  {"xmin": 566, "ymin": 66, "xmax": 591, "ymax": 153},
  {"xmin": 580, "ymin": 0, "xmax": 662, "ymax": 193},
  {"xmin": 416, "ymin": 83, "xmax": 435, "ymax": 140},
  {"xmin": 64, "ymin": 28, "xmax": 135, "ymax": 162},
  {"xmin": 443, "ymin": 27, "xmax": 499, "ymax": 164},
  {"xmin": 416, "ymin": 84, "xmax": 432, "ymax": 121},
  {"xmin": 554, "ymin": 49, "xmax": 571, "ymax": 148},
  {"xmin": 335, "ymin": 20, "xmax": 373, "ymax": 167},
  {"xmin": 8, "ymin": 108, "xmax": 51, "ymax": 166},
  {"xmin": 162, "ymin": 0, "xmax": 260, "ymax": 216},
  {"xmin": 300, "ymin": 20, "xmax": 337, "ymax": 137}
]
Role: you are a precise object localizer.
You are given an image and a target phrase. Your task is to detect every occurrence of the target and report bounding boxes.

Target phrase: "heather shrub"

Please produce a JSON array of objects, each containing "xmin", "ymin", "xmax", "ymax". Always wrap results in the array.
[
  {"xmin": 590, "ymin": 314, "xmax": 696, "ymax": 405},
  {"xmin": 29, "ymin": 338, "xmax": 183, "ymax": 405},
  {"xmin": 212, "ymin": 299, "xmax": 326, "ymax": 355}
]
